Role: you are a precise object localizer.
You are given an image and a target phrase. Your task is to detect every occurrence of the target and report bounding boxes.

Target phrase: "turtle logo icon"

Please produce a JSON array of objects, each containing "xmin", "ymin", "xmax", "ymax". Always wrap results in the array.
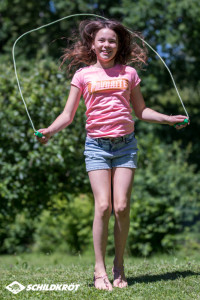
[{"xmin": 5, "ymin": 281, "xmax": 25, "ymax": 294}]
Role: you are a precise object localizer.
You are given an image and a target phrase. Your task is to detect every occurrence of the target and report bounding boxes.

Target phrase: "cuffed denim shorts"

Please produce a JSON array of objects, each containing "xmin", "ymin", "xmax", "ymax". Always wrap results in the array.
[{"xmin": 84, "ymin": 132, "xmax": 138, "ymax": 172}]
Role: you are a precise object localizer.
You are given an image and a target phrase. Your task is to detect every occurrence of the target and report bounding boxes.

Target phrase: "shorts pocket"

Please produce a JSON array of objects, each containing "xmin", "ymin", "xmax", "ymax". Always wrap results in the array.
[
  {"xmin": 85, "ymin": 137, "xmax": 98, "ymax": 147},
  {"xmin": 84, "ymin": 151, "xmax": 98, "ymax": 159}
]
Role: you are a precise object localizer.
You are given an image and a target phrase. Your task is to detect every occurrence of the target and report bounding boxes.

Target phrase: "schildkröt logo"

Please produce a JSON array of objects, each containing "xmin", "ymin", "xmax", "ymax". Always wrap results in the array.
[
  {"xmin": 5, "ymin": 281, "xmax": 80, "ymax": 294},
  {"xmin": 5, "ymin": 281, "xmax": 25, "ymax": 294}
]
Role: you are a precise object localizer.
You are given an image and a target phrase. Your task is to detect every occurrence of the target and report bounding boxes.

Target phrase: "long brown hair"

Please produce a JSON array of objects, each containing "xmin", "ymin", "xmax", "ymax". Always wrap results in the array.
[{"xmin": 60, "ymin": 19, "xmax": 148, "ymax": 71}]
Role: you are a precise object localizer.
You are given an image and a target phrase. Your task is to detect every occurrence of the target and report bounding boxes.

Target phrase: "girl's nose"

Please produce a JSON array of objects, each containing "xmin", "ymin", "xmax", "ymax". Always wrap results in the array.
[{"xmin": 104, "ymin": 41, "xmax": 110, "ymax": 47}]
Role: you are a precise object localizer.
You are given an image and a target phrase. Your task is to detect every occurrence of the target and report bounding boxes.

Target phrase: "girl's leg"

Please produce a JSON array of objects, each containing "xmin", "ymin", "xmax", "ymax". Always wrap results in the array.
[
  {"xmin": 88, "ymin": 169, "xmax": 113, "ymax": 290},
  {"xmin": 112, "ymin": 167, "xmax": 135, "ymax": 288}
]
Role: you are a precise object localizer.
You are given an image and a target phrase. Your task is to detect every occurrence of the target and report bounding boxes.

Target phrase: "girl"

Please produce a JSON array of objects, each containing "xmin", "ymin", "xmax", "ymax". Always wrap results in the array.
[{"xmin": 35, "ymin": 19, "xmax": 188, "ymax": 291}]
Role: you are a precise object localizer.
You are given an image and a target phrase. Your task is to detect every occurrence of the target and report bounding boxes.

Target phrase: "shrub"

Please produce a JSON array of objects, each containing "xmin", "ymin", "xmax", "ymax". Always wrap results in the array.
[
  {"xmin": 33, "ymin": 193, "xmax": 94, "ymax": 254},
  {"xmin": 1, "ymin": 56, "xmax": 199, "ymax": 256},
  {"xmin": 127, "ymin": 134, "xmax": 200, "ymax": 256},
  {"xmin": 1, "ymin": 209, "xmax": 35, "ymax": 254},
  {"xmin": 0, "ymin": 58, "xmax": 89, "ymax": 217}
]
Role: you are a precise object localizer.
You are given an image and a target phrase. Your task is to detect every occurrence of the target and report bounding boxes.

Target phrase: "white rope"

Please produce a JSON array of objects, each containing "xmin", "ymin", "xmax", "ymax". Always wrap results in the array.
[
  {"xmin": 12, "ymin": 13, "xmax": 189, "ymax": 134},
  {"xmin": 133, "ymin": 34, "xmax": 189, "ymax": 117}
]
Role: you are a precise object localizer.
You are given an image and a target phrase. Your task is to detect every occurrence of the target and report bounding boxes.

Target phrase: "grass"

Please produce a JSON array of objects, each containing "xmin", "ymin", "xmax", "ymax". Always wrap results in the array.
[{"xmin": 0, "ymin": 250, "xmax": 200, "ymax": 300}]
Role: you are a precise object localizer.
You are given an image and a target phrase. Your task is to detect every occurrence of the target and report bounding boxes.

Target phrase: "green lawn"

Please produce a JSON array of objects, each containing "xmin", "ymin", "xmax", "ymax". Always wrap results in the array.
[{"xmin": 0, "ymin": 250, "xmax": 200, "ymax": 299}]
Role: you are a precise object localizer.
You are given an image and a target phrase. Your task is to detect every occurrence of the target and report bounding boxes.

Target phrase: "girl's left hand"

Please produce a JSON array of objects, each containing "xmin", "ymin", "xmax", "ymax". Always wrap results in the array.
[
  {"xmin": 167, "ymin": 115, "xmax": 190, "ymax": 130},
  {"xmin": 34, "ymin": 128, "xmax": 53, "ymax": 144}
]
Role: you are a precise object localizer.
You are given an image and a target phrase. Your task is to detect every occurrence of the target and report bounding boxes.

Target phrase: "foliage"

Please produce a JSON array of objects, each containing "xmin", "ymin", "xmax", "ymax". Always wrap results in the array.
[
  {"xmin": 0, "ymin": 209, "xmax": 35, "ymax": 254},
  {"xmin": 2, "ymin": 144, "xmax": 199, "ymax": 256},
  {"xmin": 0, "ymin": 57, "xmax": 90, "ymax": 253},
  {"xmin": 149, "ymin": 87, "xmax": 200, "ymax": 168},
  {"xmin": 0, "ymin": 0, "xmax": 121, "ymax": 59},
  {"xmin": 0, "ymin": 58, "xmax": 88, "ymax": 218},
  {"xmin": 2, "ymin": 0, "xmax": 199, "ymax": 88},
  {"xmin": 111, "ymin": 0, "xmax": 200, "ymax": 86},
  {"xmin": 127, "ymin": 135, "xmax": 200, "ymax": 256},
  {"xmin": 176, "ymin": 221, "xmax": 200, "ymax": 254},
  {"xmin": 1, "ymin": 56, "xmax": 200, "ymax": 256},
  {"xmin": 32, "ymin": 193, "xmax": 94, "ymax": 254},
  {"xmin": 0, "ymin": 0, "xmax": 200, "ymax": 256}
]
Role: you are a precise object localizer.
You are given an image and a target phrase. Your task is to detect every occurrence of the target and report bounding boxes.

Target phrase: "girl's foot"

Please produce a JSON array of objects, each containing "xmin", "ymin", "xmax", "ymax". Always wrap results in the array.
[
  {"xmin": 93, "ymin": 272, "xmax": 113, "ymax": 291},
  {"xmin": 112, "ymin": 266, "xmax": 128, "ymax": 288}
]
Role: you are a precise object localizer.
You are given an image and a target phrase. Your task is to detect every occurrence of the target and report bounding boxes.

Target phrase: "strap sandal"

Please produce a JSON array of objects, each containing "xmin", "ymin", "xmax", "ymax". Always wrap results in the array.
[
  {"xmin": 112, "ymin": 266, "xmax": 128, "ymax": 288},
  {"xmin": 93, "ymin": 273, "xmax": 112, "ymax": 291}
]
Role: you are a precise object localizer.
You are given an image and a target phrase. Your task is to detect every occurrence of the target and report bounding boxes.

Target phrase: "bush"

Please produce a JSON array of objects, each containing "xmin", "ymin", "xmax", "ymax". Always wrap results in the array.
[
  {"xmin": 175, "ymin": 221, "xmax": 200, "ymax": 254},
  {"xmin": 0, "ymin": 57, "xmax": 89, "ymax": 253},
  {"xmin": 33, "ymin": 193, "xmax": 94, "ymax": 254},
  {"xmin": 104, "ymin": 135, "xmax": 200, "ymax": 257},
  {"xmin": 126, "ymin": 134, "xmax": 200, "ymax": 256},
  {"xmin": 1, "ymin": 209, "xmax": 35, "ymax": 254},
  {"xmin": 0, "ymin": 58, "xmax": 89, "ymax": 218},
  {"xmin": 1, "ymin": 55, "xmax": 200, "ymax": 256}
]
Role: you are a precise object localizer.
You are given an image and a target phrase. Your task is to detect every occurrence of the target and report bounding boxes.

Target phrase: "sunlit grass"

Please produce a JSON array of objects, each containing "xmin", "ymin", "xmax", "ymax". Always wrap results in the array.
[{"xmin": 0, "ymin": 250, "xmax": 200, "ymax": 299}]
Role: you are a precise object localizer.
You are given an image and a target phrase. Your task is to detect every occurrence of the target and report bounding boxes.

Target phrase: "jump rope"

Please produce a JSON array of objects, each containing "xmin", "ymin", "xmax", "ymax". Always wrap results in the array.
[{"xmin": 12, "ymin": 13, "xmax": 189, "ymax": 139}]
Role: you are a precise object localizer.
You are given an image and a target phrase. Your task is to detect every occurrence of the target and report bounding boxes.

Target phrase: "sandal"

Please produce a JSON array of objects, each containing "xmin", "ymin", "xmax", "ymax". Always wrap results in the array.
[
  {"xmin": 112, "ymin": 266, "xmax": 128, "ymax": 288},
  {"xmin": 93, "ymin": 273, "xmax": 113, "ymax": 291}
]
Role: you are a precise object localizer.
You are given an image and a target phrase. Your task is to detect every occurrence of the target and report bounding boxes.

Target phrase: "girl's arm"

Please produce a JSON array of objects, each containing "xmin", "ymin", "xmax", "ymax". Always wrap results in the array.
[
  {"xmin": 35, "ymin": 85, "xmax": 82, "ymax": 144},
  {"xmin": 131, "ymin": 84, "xmax": 188, "ymax": 128}
]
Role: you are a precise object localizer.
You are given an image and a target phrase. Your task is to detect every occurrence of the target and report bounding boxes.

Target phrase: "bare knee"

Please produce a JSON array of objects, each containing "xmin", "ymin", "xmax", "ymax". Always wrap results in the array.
[
  {"xmin": 95, "ymin": 199, "xmax": 112, "ymax": 218},
  {"xmin": 114, "ymin": 200, "xmax": 130, "ymax": 218}
]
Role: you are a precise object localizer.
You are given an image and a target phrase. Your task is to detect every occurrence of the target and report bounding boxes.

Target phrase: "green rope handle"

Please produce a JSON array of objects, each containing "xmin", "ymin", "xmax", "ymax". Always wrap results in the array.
[
  {"xmin": 174, "ymin": 118, "xmax": 189, "ymax": 128},
  {"xmin": 12, "ymin": 13, "xmax": 189, "ymax": 138}
]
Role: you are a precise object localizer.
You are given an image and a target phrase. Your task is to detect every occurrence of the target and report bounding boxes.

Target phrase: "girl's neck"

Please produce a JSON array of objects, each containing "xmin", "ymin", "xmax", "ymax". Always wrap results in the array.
[{"xmin": 93, "ymin": 60, "xmax": 116, "ymax": 69}]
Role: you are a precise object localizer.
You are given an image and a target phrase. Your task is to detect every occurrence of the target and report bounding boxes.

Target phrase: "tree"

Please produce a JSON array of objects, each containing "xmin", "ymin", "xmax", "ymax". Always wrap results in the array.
[
  {"xmin": 111, "ymin": 0, "xmax": 200, "ymax": 86},
  {"xmin": 0, "ymin": 0, "xmax": 121, "ymax": 60},
  {"xmin": 0, "ymin": 0, "xmax": 199, "ymax": 255}
]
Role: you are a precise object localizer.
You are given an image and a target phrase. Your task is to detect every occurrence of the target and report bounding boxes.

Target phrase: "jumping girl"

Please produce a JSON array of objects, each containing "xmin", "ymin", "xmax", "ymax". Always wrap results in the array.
[{"xmin": 35, "ymin": 19, "xmax": 188, "ymax": 291}]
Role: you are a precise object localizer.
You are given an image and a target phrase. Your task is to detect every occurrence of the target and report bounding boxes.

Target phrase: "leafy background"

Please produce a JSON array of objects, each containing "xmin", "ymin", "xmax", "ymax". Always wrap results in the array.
[{"xmin": 0, "ymin": 0, "xmax": 200, "ymax": 256}]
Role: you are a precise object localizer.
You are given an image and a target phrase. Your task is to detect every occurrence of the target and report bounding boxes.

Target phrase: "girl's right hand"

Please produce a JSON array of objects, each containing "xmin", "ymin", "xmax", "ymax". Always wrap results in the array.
[
  {"xmin": 166, "ymin": 115, "xmax": 189, "ymax": 129},
  {"xmin": 34, "ymin": 128, "xmax": 53, "ymax": 144}
]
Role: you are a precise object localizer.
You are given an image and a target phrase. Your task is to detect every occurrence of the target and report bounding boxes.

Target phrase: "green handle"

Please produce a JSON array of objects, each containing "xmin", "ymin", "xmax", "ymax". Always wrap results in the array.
[
  {"xmin": 34, "ymin": 131, "xmax": 44, "ymax": 138},
  {"xmin": 174, "ymin": 118, "xmax": 189, "ymax": 128}
]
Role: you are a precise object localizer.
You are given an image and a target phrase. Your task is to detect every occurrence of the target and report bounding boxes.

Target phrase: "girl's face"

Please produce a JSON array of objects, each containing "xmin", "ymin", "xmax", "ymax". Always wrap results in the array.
[{"xmin": 92, "ymin": 28, "xmax": 119, "ymax": 67}]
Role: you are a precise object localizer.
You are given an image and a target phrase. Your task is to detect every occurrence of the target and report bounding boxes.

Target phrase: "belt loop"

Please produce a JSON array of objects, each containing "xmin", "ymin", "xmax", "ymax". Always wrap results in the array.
[
  {"xmin": 98, "ymin": 138, "xmax": 102, "ymax": 147},
  {"xmin": 124, "ymin": 133, "xmax": 129, "ymax": 143},
  {"xmin": 110, "ymin": 138, "xmax": 115, "ymax": 143}
]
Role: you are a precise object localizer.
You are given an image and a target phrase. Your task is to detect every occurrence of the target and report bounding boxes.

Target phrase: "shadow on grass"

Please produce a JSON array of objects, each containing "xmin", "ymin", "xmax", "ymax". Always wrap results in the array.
[
  {"xmin": 127, "ymin": 270, "xmax": 200, "ymax": 286},
  {"xmin": 88, "ymin": 270, "xmax": 200, "ymax": 288}
]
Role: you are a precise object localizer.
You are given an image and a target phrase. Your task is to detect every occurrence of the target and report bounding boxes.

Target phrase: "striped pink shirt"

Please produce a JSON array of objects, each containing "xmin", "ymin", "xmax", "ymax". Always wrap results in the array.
[{"xmin": 71, "ymin": 64, "xmax": 141, "ymax": 138}]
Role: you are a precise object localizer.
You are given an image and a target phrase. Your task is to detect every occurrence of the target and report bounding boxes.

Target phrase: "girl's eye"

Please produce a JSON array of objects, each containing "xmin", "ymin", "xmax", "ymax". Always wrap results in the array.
[{"xmin": 98, "ymin": 39, "xmax": 116, "ymax": 43}]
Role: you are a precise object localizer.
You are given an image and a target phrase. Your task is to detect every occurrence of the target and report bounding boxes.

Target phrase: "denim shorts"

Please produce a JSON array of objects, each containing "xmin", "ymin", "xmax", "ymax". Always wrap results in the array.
[{"xmin": 84, "ymin": 132, "xmax": 138, "ymax": 172}]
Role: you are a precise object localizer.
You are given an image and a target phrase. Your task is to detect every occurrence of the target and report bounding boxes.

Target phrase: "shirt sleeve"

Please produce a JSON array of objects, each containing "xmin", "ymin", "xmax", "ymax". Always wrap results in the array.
[
  {"xmin": 71, "ymin": 68, "xmax": 84, "ymax": 92},
  {"xmin": 130, "ymin": 68, "xmax": 141, "ymax": 90}
]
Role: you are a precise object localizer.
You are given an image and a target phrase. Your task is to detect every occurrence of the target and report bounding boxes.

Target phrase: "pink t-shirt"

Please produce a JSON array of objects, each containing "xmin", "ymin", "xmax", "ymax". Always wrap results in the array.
[{"xmin": 71, "ymin": 64, "xmax": 141, "ymax": 138}]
